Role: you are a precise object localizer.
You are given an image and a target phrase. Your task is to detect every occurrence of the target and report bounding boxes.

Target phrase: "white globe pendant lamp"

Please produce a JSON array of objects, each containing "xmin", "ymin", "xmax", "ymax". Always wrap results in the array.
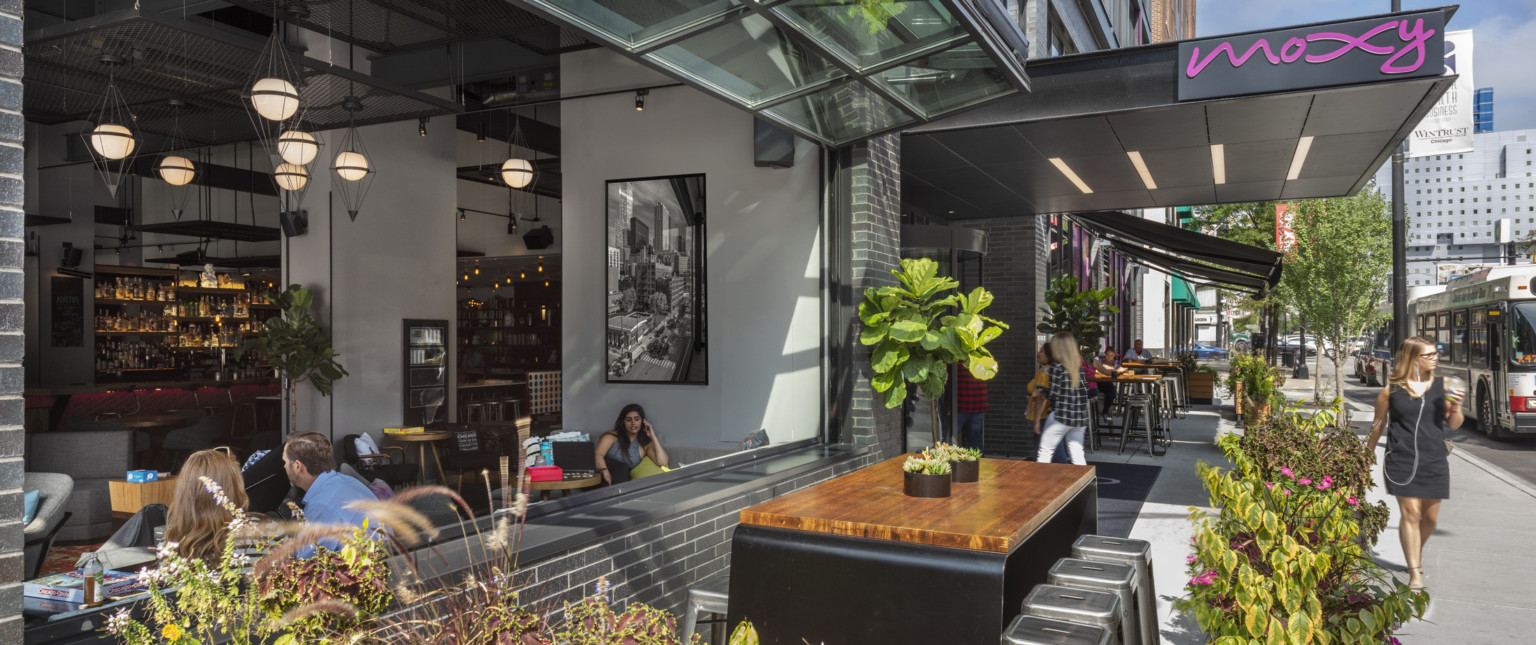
[
  {"xmin": 158, "ymin": 156, "xmax": 196, "ymax": 186},
  {"xmin": 81, "ymin": 54, "xmax": 142, "ymax": 197},
  {"xmin": 335, "ymin": 151, "xmax": 369, "ymax": 181},
  {"xmin": 277, "ymin": 130, "xmax": 319, "ymax": 165},
  {"xmin": 274, "ymin": 163, "xmax": 309, "ymax": 191},
  {"xmin": 501, "ymin": 158, "xmax": 533, "ymax": 188},
  {"xmin": 90, "ymin": 123, "xmax": 136, "ymax": 160},
  {"xmin": 250, "ymin": 77, "xmax": 300, "ymax": 121},
  {"xmin": 330, "ymin": 97, "xmax": 376, "ymax": 221}
]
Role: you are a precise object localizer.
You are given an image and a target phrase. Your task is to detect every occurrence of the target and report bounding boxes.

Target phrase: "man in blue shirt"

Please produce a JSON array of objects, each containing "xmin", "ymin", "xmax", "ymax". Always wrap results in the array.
[{"xmin": 282, "ymin": 431, "xmax": 378, "ymax": 555}]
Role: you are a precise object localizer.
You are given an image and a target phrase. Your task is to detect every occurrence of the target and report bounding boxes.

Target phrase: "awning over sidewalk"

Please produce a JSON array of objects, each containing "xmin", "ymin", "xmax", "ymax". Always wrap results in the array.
[
  {"xmin": 1172, "ymin": 275, "xmax": 1200, "ymax": 308},
  {"xmin": 1071, "ymin": 211, "xmax": 1283, "ymax": 294},
  {"xmin": 903, "ymin": 8, "xmax": 1456, "ymax": 218}
]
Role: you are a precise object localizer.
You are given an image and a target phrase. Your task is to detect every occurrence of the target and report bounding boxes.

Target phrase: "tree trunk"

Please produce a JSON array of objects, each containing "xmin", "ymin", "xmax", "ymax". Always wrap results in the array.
[
  {"xmin": 287, "ymin": 378, "xmax": 297, "ymax": 437},
  {"xmin": 1313, "ymin": 342, "xmax": 1321, "ymax": 403}
]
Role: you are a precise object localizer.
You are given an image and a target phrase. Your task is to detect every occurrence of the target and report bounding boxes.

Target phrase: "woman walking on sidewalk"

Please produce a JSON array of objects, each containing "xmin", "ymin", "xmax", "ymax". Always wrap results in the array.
[
  {"xmin": 1365, "ymin": 336, "xmax": 1465, "ymax": 591},
  {"xmin": 1036, "ymin": 332, "xmax": 1089, "ymax": 465}
]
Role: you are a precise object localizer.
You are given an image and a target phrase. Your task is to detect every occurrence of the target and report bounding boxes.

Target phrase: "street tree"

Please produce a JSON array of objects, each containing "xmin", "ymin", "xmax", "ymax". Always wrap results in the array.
[{"xmin": 1277, "ymin": 188, "xmax": 1392, "ymax": 403}]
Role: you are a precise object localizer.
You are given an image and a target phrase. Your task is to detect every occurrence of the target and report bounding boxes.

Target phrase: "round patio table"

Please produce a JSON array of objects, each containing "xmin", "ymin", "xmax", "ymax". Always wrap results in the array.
[
  {"xmin": 529, "ymin": 475, "xmax": 602, "ymax": 501},
  {"xmin": 391, "ymin": 430, "xmax": 450, "ymax": 485}
]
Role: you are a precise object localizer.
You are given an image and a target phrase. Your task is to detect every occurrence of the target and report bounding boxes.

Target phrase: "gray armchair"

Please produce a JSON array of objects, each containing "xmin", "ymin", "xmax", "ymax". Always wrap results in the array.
[
  {"xmin": 23, "ymin": 472, "xmax": 73, "ymax": 579},
  {"xmin": 28, "ymin": 430, "xmax": 134, "ymax": 542}
]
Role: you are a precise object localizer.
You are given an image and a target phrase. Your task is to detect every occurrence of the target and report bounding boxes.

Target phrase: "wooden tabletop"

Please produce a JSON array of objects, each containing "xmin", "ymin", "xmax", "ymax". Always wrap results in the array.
[
  {"xmin": 389, "ymin": 431, "xmax": 451, "ymax": 442},
  {"xmin": 1091, "ymin": 374, "xmax": 1165, "ymax": 384},
  {"xmin": 739, "ymin": 456, "xmax": 1095, "ymax": 553},
  {"xmin": 529, "ymin": 475, "xmax": 602, "ymax": 491}
]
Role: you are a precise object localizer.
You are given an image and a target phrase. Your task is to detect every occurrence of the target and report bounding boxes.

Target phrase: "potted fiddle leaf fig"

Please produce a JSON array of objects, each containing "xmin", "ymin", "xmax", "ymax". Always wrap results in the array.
[
  {"xmin": 859, "ymin": 258, "xmax": 1008, "ymax": 444},
  {"xmin": 236, "ymin": 285, "xmax": 348, "ymax": 435}
]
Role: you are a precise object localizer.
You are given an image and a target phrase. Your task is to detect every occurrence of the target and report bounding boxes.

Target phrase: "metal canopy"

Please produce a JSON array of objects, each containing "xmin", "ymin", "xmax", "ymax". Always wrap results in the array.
[
  {"xmin": 511, "ymin": 0, "xmax": 1030, "ymax": 147},
  {"xmin": 226, "ymin": 0, "xmax": 594, "ymax": 54},
  {"xmin": 902, "ymin": 9, "xmax": 1456, "ymax": 218},
  {"xmin": 23, "ymin": 8, "xmax": 463, "ymax": 146},
  {"xmin": 1070, "ymin": 211, "xmax": 1282, "ymax": 294}
]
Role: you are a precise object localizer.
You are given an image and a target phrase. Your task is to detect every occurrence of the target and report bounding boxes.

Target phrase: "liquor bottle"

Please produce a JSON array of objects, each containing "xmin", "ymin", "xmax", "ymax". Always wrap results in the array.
[{"xmin": 81, "ymin": 552, "xmax": 104, "ymax": 607}]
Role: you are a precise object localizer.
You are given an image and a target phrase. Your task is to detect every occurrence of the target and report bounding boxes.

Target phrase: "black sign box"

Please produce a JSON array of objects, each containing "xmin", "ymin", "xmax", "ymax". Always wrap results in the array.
[{"xmin": 1178, "ymin": 11, "xmax": 1445, "ymax": 102}]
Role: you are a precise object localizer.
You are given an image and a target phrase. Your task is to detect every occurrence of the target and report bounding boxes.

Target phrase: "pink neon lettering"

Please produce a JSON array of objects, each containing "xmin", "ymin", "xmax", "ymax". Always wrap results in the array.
[{"xmin": 1186, "ymin": 18, "xmax": 1435, "ymax": 79}]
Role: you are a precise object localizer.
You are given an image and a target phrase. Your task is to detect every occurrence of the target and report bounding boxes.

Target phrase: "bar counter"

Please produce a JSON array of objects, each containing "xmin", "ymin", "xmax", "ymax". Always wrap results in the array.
[
  {"xmin": 26, "ymin": 377, "xmax": 278, "ymax": 397},
  {"xmin": 727, "ymin": 456, "xmax": 1098, "ymax": 645},
  {"xmin": 26, "ymin": 379, "xmax": 281, "ymax": 433}
]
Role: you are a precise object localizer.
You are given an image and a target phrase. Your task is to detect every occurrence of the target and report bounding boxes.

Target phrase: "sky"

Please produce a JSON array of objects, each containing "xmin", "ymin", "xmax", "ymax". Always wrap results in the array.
[{"xmin": 1197, "ymin": 0, "xmax": 1536, "ymax": 131}]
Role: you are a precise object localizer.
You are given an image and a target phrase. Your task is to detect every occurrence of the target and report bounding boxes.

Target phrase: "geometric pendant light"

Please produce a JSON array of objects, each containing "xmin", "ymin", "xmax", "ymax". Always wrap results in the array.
[
  {"xmin": 82, "ymin": 54, "xmax": 141, "ymax": 198},
  {"xmin": 241, "ymin": 8, "xmax": 316, "ymax": 204},
  {"xmin": 331, "ymin": 97, "xmax": 376, "ymax": 221},
  {"xmin": 156, "ymin": 99, "xmax": 198, "ymax": 220},
  {"xmin": 503, "ymin": 107, "xmax": 541, "ymax": 225}
]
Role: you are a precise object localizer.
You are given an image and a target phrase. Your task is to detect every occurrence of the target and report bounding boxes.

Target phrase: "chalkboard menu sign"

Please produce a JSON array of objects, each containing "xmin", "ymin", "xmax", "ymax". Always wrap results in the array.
[{"xmin": 51, "ymin": 276, "xmax": 83, "ymax": 347}]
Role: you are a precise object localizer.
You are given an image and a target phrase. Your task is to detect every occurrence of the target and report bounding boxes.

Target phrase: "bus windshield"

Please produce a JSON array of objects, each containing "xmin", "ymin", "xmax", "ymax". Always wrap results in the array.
[{"xmin": 1512, "ymin": 303, "xmax": 1536, "ymax": 365}]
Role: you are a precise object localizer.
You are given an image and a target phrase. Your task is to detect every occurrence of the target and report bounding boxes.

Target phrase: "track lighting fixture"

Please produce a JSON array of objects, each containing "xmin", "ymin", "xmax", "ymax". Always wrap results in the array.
[
  {"xmin": 419, "ymin": 117, "xmax": 428, "ymax": 137},
  {"xmin": 459, "ymin": 209, "xmax": 467, "ymax": 221},
  {"xmin": 635, "ymin": 89, "xmax": 648, "ymax": 111}
]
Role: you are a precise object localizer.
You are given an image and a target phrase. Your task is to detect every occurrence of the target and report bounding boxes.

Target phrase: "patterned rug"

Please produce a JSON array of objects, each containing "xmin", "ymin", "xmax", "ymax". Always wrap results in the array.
[{"xmin": 40, "ymin": 543, "xmax": 102, "ymax": 577}]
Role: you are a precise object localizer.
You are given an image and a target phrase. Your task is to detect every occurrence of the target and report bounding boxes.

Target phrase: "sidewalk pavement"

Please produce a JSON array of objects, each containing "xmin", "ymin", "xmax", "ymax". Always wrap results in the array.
[{"xmin": 1113, "ymin": 384, "xmax": 1536, "ymax": 644}]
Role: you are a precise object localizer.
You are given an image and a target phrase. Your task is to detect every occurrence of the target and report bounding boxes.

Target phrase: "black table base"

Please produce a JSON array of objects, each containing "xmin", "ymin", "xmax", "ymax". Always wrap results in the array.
[{"xmin": 727, "ymin": 480, "xmax": 1097, "ymax": 645}]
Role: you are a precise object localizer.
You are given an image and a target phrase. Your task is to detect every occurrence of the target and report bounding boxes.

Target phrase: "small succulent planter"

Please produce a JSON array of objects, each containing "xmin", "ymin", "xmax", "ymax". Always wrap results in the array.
[
  {"xmin": 948, "ymin": 459, "xmax": 980, "ymax": 483},
  {"xmin": 902, "ymin": 454, "xmax": 953, "ymax": 498},
  {"xmin": 931, "ymin": 443, "xmax": 981, "ymax": 483}
]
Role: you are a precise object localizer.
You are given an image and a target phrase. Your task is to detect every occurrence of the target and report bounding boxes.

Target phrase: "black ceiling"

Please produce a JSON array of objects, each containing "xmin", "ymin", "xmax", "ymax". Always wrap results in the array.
[
  {"xmin": 902, "ymin": 30, "xmax": 1454, "ymax": 219},
  {"xmin": 225, "ymin": 0, "xmax": 593, "ymax": 55}
]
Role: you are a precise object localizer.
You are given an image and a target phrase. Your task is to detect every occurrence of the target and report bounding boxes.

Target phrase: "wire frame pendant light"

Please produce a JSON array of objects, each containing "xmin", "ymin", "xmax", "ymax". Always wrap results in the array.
[
  {"xmin": 503, "ymin": 107, "xmax": 541, "ymax": 225},
  {"xmin": 331, "ymin": 98, "xmax": 376, "ymax": 221},
  {"xmin": 241, "ymin": 7, "xmax": 317, "ymax": 207},
  {"xmin": 157, "ymin": 99, "xmax": 199, "ymax": 220},
  {"xmin": 83, "ymin": 54, "xmax": 141, "ymax": 198}
]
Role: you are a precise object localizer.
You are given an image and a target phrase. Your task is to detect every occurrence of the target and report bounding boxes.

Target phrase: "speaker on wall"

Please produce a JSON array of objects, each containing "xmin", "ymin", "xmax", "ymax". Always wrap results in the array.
[
  {"xmin": 60, "ymin": 243, "xmax": 83, "ymax": 268},
  {"xmin": 280, "ymin": 210, "xmax": 309, "ymax": 237},
  {"xmin": 523, "ymin": 226, "xmax": 554, "ymax": 250}
]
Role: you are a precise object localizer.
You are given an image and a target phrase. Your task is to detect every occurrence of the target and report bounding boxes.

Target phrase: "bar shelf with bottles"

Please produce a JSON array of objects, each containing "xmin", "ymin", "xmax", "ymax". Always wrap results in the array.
[
  {"xmin": 457, "ymin": 285, "xmax": 561, "ymax": 373},
  {"xmin": 93, "ymin": 267, "xmax": 279, "ymax": 383}
]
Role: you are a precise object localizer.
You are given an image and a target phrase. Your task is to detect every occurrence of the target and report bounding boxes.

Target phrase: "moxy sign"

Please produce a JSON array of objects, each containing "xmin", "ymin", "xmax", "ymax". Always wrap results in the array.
[{"xmin": 1178, "ymin": 11, "xmax": 1446, "ymax": 101}]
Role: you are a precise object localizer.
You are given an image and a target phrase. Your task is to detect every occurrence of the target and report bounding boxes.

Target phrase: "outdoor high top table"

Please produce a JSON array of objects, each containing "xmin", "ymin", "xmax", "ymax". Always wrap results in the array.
[{"xmin": 726, "ymin": 456, "xmax": 1097, "ymax": 645}]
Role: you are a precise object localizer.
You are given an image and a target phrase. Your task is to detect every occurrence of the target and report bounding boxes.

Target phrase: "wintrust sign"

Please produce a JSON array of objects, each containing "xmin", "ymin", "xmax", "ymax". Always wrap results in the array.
[{"xmin": 1178, "ymin": 12, "xmax": 1445, "ymax": 101}]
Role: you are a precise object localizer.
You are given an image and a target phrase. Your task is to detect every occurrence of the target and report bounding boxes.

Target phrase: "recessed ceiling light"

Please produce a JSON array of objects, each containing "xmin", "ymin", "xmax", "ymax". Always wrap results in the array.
[
  {"xmin": 1048, "ymin": 158, "xmax": 1093, "ymax": 194},
  {"xmin": 1287, "ymin": 136, "xmax": 1314, "ymax": 181},
  {"xmin": 1127, "ymin": 151, "xmax": 1157, "ymax": 190},
  {"xmin": 1210, "ymin": 144, "xmax": 1226, "ymax": 185}
]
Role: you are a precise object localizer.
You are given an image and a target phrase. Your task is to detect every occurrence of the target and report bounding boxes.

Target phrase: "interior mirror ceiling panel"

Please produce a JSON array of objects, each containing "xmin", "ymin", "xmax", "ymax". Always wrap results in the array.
[{"xmin": 515, "ymin": 0, "xmax": 1031, "ymax": 146}]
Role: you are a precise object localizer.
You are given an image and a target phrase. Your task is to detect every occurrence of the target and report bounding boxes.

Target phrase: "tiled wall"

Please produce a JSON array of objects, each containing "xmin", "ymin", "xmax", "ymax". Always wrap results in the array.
[{"xmin": 1, "ymin": 1, "xmax": 24, "ymax": 638}]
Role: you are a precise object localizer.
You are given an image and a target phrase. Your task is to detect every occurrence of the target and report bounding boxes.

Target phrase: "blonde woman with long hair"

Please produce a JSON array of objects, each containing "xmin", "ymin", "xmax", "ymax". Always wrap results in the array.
[
  {"xmin": 1365, "ymin": 336, "xmax": 1465, "ymax": 591},
  {"xmin": 1035, "ymin": 332, "xmax": 1090, "ymax": 465},
  {"xmin": 164, "ymin": 449, "xmax": 249, "ymax": 563}
]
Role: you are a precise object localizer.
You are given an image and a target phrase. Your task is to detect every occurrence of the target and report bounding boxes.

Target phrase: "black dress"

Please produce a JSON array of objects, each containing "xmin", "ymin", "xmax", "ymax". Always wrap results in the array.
[{"xmin": 1383, "ymin": 378, "xmax": 1452, "ymax": 500}]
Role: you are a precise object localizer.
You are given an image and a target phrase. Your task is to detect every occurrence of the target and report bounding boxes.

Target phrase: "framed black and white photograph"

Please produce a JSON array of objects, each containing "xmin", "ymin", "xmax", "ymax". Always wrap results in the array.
[{"xmin": 605, "ymin": 174, "xmax": 707, "ymax": 384}]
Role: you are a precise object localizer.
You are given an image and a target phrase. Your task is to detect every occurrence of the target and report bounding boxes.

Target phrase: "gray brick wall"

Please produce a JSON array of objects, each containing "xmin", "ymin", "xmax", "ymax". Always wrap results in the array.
[
  {"xmin": 845, "ymin": 134, "xmax": 903, "ymax": 461},
  {"xmin": 955, "ymin": 215, "xmax": 1048, "ymax": 457},
  {"xmin": 0, "ymin": 2, "xmax": 19, "ymax": 639}
]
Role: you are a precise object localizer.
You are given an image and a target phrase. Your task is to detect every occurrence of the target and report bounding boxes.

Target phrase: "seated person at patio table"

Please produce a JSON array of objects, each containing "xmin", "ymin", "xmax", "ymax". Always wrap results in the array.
[
  {"xmin": 1124, "ymin": 339, "xmax": 1155, "ymax": 362},
  {"xmin": 1093, "ymin": 348, "xmax": 1129, "ymax": 423},
  {"xmin": 283, "ymin": 431, "xmax": 379, "ymax": 554},
  {"xmin": 595, "ymin": 404, "xmax": 671, "ymax": 485},
  {"xmin": 85, "ymin": 449, "xmax": 250, "ymax": 570}
]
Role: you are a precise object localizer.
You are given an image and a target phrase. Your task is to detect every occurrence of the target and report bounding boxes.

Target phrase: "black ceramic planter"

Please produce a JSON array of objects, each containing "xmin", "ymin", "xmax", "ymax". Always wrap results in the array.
[
  {"xmin": 949, "ymin": 459, "xmax": 979, "ymax": 483},
  {"xmin": 904, "ymin": 471, "xmax": 952, "ymax": 498}
]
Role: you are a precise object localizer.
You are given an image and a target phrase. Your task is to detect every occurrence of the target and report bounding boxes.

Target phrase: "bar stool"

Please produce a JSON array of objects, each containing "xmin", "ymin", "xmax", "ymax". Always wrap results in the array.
[
  {"xmin": 1118, "ymin": 395, "xmax": 1156, "ymax": 456},
  {"xmin": 1021, "ymin": 584, "xmax": 1124, "ymax": 645},
  {"xmin": 464, "ymin": 402, "xmax": 487, "ymax": 423},
  {"xmin": 1048, "ymin": 558, "xmax": 1141, "ymax": 645},
  {"xmin": 681, "ymin": 574, "xmax": 730, "ymax": 644},
  {"xmin": 1073, "ymin": 536, "xmax": 1159, "ymax": 645},
  {"xmin": 1002, "ymin": 614, "xmax": 1111, "ymax": 645}
]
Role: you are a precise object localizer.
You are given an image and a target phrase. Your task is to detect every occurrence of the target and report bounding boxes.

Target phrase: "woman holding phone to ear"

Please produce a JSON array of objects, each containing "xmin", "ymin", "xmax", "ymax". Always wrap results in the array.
[
  {"xmin": 595, "ymin": 403, "xmax": 670, "ymax": 485},
  {"xmin": 1365, "ymin": 336, "xmax": 1465, "ymax": 591}
]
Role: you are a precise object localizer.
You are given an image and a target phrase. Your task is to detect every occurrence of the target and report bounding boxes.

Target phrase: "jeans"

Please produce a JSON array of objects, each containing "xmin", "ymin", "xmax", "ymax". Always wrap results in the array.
[
  {"xmin": 1037, "ymin": 413, "xmax": 1087, "ymax": 465},
  {"xmin": 956, "ymin": 412, "xmax": 984, "ymax": 450}
]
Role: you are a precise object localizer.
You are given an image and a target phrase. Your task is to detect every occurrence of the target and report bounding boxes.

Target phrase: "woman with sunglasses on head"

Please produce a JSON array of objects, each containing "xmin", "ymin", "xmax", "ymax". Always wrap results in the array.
[{"xmin": 1365, "ymin": 337, "xmax": 1465, "ymax": 591}]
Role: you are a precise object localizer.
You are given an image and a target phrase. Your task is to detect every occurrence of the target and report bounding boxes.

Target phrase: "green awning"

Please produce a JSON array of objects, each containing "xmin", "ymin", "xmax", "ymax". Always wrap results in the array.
[{"xmin": 1172, "ymin": 274, "xmax": 1200, "ymax": 309}]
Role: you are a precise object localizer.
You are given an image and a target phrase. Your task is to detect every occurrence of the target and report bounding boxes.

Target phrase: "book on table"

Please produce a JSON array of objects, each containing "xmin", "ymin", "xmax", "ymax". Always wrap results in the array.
[{"xmin": 25, "ymin": 570, "xmax": 144, "ymax": 603}]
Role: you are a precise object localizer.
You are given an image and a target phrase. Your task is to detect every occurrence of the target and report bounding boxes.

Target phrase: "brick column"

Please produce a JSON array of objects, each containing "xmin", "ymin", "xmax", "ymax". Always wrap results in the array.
[
  {"xmin": 955, "ymin": 214, "xmax": 1048, "ymax": 457},
  {"xmin": 0, "ymin": 1, "xmax": 22, "ymax": 638},
  {"xmin": 844, "ymin": 134, "xmax": 903, "ymax": 461}
]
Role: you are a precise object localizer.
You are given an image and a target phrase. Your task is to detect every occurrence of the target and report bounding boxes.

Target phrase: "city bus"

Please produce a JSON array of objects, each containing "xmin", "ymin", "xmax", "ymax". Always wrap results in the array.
[
  {"xmin": 1355, "ymin": 286, "xmax": 1444, "ymax": 388},
  {"xmin": 1402, "ymin": 267, "xmax": 1536, "ymax": 439}
]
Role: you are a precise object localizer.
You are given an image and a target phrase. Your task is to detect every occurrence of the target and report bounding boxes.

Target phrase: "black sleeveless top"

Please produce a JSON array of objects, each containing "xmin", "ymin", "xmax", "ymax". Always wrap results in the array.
[{"xmin": 1382, "ymin": 378, "xmax": 1451, "ymax": 500}]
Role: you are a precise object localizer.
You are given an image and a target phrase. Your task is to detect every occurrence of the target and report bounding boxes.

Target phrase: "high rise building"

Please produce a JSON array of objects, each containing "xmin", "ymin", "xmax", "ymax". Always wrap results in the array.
[
  {"xmin": 1147, "ymin": 0, "xmax": 1197, "ymax": 43},
  {"xmin": 1372, "ymin": 129, "xmax": 1536, "ymax": 286},
  {"xmin": 1475, "ymin": 87, "xmax": 1494, "ymax": 133}
]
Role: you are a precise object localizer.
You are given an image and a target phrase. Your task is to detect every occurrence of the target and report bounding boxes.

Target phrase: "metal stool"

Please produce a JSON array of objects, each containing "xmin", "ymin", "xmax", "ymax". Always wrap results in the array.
[
  {"xmin": 1073, "ymin": 535, "xmax": 1159, "ymax": 645},
  {"xmin": 1021, "ymin": 584, "xmax": 1124, "ymax": 645},
  {"xmin": 1049, "ymin": 559, "xmax": 1141, "ymax": 645},
  {"xmin": 464, "ymin": 402, "xmax": 486, "ymax": 422},
  {"xmin": 1118, "ymin": 396, "xmax": 1157, "ymax": 456},
  {"xmin": 1002, "ymin": 615, "xmax": 1111, "ymax": 645},
  {"xmin": 681, "ymin": 574, "xmax": 730, "ymax": 644}
]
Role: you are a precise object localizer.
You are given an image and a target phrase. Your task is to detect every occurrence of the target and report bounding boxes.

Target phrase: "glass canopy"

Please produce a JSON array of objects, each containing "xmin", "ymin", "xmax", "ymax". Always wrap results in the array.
[{"xmin": 516, "ymin": 0, "xmax": 1030, "ymax": 146}]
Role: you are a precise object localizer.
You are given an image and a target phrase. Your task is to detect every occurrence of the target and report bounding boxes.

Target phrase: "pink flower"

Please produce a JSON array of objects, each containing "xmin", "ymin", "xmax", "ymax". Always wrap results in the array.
[
  {"xmin": 1265, "ymin": 482, "xmax": 1276, "ymax": 490},
  {"xmin": 1298, "ymin": 478, "xmax": 1312, "ymax": 486},
  {"xmin": 1282, "ymin": 489, "xmax": 1292, "ymax": 496},
  {"xmin": 1188, "ymin": 570, "xmax": 1218, "ymax": 586},
  {"xmin": 1186, "ymin": 555, "xmax": 1197, "ymax": 564},
  {"xmin": 1390, "ymin": 638, "xmax": 1403, "ymax": 645},
  {"xmin": 1316, "ymin": 476, "xmax": 1333, "ymax": 491},
  {"xmin": 1280, "ymin": 466, "xmax": 1294, "ymax": 478},
  {"xmin": 1347, "ymin": 496, "xmax": 1359, "ymax": 506}
]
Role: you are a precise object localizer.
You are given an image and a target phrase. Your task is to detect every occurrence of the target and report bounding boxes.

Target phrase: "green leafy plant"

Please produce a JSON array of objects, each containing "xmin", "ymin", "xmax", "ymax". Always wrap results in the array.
[
  {"xmin": 728, "ymin": 621, "xmax": 759, "ymax": 645},
  {"xmin": 255, "ymin": 526, "xmax": 393, "ymax": 643},
  {"xmin": 859, "ymin": 258, "xmax": 1008, "ymax": 409},
  {"xmin": 558, "ymin": 583, "xmax": 701, "ymax": 645},
  {"xmin": 1177, "ymin": 399, "xmax": 1424, "ymax": 643},
  {"xmin": 1037, "ymin": 275, "xmax": 1119, "ymax": 359},
  {"xmin": 1243, "ymin": 399, "xmax": 1391, "ymax": 543},
  {"xmin": 842, "ymin": 0, "xmax": 907, "ymax": 35},
  {"xmin": 902, "ymin": 454, "xmax": 951, "ymax": 475},
  {"xmin": 236, "ymin": 285, "xmax": 349, "ymax": 434},
  {"xmin": 1227, "ymin": 353, "xmax": 1285, "ymax": 424}
]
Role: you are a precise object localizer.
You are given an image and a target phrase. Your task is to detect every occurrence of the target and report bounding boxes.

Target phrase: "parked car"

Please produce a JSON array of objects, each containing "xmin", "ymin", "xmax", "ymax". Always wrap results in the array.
[
  {"xmin": 1276, "ymin": 335, "xmax": 1318, "ymax": 357},
  {"xmin": 1188, "ymin": 342, "xmax": 1229, "ymax": 360}
]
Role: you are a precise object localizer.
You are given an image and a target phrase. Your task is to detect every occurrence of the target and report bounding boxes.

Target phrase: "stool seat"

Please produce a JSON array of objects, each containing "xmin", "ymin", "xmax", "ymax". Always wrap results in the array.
[
  {"xmin": 1003, "ymin": 615, "xmax": 1112, "ymax": 645},
  {"xmin": 1073, "ymin": 536, "xmax": 1159, "ymax": 645},
  {"xmin": 1049, "ymin": 559, "xmax": 1140, "ymax": 645},
  {"xmin": 1022, "ymin": 584, "xmax": 1121, "ymax": 629},
  {"xmin": 682, "ymin": 574, "xmax": 730, "ymax": 643}
]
